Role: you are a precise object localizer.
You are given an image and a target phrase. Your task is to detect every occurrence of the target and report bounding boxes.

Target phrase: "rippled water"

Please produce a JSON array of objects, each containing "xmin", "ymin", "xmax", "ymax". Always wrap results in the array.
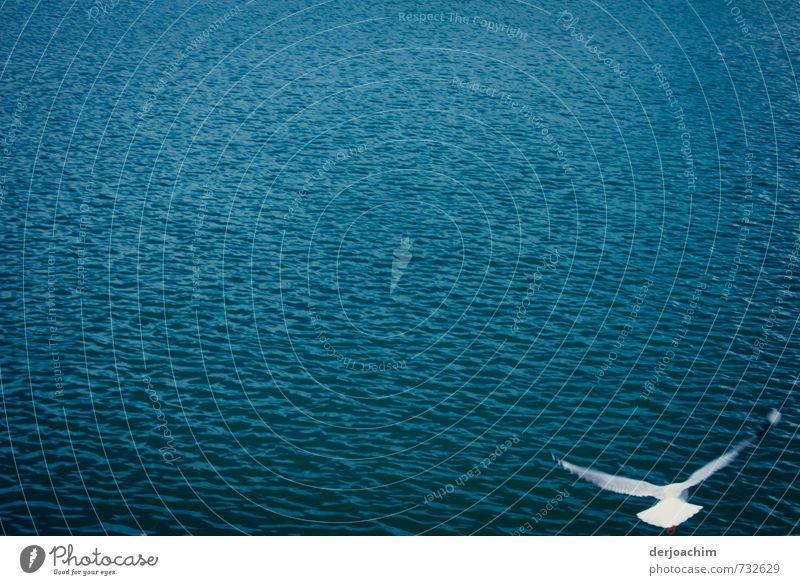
[{"xmin": 1, "ymin": 1, "xmax": 798, "ymax": 535}]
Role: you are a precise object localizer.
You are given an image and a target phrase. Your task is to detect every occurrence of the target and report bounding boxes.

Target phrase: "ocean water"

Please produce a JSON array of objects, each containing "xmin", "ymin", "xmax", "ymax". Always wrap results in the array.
[{"xmin": 0, "ymin": 0, "xmax": 798, "ymax": 535}]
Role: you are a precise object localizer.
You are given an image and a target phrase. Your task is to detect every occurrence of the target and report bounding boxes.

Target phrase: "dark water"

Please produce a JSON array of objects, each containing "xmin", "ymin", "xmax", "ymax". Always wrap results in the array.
[{"xmin": 1, "ymin": 0, "xmax": 798, "ymax": 535}]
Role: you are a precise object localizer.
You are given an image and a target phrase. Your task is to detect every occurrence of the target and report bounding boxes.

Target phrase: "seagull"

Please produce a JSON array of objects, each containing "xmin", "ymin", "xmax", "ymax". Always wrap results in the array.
[{"xmin": 555, "ymin": 409, "xmax": 781, "ymax": 533}]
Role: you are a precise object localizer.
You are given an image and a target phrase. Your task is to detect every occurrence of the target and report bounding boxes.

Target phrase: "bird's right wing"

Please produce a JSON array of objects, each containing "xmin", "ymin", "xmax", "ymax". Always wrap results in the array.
[
  {"xmin": 680, "ymin": 445, "xmax": 743, "ymax": 488},
  {"xmin": 557, "ymin": 458, "xmax": 664, "ymax": 498},
  {"xmin": 681, "ymin": 409, "xmax": 781, "ymax": 488}
]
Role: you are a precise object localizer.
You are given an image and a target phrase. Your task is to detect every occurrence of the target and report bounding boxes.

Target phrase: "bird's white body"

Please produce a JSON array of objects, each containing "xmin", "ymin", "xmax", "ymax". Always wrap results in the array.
[
  {"xmin": 557, "ymin": 409, "xmax": 781, "ymax": 530},
  {"xmin": 637, "ymin": 498, "xmax": 702, "ymax": 529}
]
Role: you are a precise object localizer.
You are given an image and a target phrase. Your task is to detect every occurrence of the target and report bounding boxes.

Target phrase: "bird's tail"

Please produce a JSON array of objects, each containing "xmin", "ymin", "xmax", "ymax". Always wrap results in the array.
[{"xmin": 636, "ymin": 499, "xmax": 703, "ymax": 529}]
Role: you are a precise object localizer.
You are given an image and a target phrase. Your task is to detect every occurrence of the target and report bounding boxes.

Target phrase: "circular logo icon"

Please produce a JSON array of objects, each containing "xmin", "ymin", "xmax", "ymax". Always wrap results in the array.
[{"xmin": 20, "ymin": 545, "xmax": 46, "ymax": 573}]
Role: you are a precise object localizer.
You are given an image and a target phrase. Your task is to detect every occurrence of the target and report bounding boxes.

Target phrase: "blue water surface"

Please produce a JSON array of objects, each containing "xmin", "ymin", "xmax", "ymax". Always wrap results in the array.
[{"xmin": 1, "ymin": 0, "xmax": 798, "ymax": 535}]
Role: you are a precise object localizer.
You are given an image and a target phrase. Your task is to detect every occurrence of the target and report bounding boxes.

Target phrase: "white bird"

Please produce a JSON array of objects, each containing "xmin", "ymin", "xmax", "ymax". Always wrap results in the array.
[{"xmin": 555, "ymin": 409, "xmax": 781, "ymax": 532}]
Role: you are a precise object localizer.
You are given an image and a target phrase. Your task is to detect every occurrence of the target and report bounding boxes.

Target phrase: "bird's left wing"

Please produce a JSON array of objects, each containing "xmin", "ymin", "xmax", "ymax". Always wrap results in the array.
[{"xmin": 557, "ymin": 458, "xmax": 664, "ymax": 498}]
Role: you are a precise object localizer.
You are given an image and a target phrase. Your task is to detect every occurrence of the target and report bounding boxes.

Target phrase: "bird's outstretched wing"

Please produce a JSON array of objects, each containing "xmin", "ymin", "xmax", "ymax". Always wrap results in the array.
[
  {"xmin": 680, "ymin": 446, "xmax": 743, "ymax": 488},
  {"xmin": 557, "ymin": 458, "xmax": 664, "ymax": 498},
  {"xmin": 681, "ymin": 409, "xmax": 781, "ymax": 488}
]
